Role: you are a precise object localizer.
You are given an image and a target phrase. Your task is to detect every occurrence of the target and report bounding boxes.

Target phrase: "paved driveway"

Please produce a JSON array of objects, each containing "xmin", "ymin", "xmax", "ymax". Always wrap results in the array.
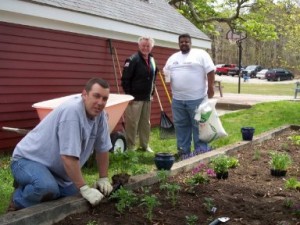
[{"xmin": 213, "ymin": 75, "xmax": 299, "ymax": 115}]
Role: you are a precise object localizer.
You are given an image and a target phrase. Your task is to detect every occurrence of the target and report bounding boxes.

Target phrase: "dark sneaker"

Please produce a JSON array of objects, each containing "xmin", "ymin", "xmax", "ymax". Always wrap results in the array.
[{"xmin": 194, "ymin": 145, "xmax": 212, "ymax": 155}]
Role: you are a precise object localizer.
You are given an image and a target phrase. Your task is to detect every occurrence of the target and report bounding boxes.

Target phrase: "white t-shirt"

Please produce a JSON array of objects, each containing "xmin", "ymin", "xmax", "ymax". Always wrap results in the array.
[
  {"xmin": 163, "ymin": 49, "xmax": 215, "ymax": 100},
  {"xmin": 12, "ymin": 95, "xmax": 112, "ymax": 187}
]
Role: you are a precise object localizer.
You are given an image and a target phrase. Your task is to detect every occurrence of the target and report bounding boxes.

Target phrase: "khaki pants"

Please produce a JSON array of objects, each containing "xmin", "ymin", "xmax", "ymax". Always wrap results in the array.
[{"xmin": 124, "ymin": 101, "xmax": 151, "ymax": 150}]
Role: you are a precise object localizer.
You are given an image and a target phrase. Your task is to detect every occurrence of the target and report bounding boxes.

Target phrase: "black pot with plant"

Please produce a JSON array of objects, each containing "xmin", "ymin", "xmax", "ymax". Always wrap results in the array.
[
  {"xmin": 269, "ymin": 151, "xmax": 292, "ymax": 177},
  {"xmin": 211, "ymin": 154, "xmax": 230, "ymax": 180}
]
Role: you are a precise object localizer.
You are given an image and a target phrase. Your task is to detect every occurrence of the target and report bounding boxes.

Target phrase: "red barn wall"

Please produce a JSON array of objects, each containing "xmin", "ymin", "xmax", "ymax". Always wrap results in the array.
[{"xmin": 0, "ymin": 22, "xmax": 176, "ymax": 153}]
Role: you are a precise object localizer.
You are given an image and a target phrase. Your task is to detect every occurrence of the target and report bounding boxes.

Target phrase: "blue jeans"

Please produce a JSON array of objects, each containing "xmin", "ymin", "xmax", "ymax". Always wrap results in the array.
[
  {"xmin": 11, "ymin": 158, "xmax": 78, "ymax": 209},
  {"xmin": 172, "ymin": 98, "xmax": 208, "ymax": 154}
]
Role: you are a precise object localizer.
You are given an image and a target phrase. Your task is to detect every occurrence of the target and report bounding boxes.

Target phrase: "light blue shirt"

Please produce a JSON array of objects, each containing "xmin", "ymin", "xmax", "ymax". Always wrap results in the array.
[{"xmin": 13, "ymin": 95, "xmax": 112, "ymax": 187}]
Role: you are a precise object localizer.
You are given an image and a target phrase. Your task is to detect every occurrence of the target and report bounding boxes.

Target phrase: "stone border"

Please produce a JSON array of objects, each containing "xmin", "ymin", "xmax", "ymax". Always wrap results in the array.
[{"xmin": 1, "ymin": 125, "xmax": 299, "ymax": 225}]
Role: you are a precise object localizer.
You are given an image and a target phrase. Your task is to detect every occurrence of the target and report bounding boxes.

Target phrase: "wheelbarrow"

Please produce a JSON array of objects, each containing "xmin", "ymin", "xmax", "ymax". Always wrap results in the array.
[{"xmin": 2, "ymin": 93, "xmax": 133, "ymax": 153}]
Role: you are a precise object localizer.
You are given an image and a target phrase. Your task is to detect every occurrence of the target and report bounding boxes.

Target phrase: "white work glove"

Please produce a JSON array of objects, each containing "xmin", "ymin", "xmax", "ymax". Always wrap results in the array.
[
  {"xmin": 80, "ymin": 185, "xmax": 104, "ymax": 206},
  {"xmin": 96, "ymin": 177, "xmax": 113, "ymax": 196}
]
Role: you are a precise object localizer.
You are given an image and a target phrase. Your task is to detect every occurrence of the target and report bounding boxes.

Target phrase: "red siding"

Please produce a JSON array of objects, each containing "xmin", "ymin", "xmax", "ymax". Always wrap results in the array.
[{"xmin": 0, "ymin": 22, "xmax": 176, "ymax": 153}]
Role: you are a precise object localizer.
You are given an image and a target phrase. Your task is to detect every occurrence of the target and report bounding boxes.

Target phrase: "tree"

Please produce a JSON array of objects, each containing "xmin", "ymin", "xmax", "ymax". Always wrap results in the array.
[{"xmin": 168, "ymin": 0, "xmax": 300, "ymax": 74}]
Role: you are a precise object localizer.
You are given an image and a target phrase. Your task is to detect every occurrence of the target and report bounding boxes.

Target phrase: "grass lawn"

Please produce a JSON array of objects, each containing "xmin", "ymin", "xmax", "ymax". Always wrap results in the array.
[
  {"xmin": 222, "ymin": 80, "xmax": 296, "ymax": 96},
  {"xmin": 0, "ymin": 82, "xmax": 299, "ymax": 215}
]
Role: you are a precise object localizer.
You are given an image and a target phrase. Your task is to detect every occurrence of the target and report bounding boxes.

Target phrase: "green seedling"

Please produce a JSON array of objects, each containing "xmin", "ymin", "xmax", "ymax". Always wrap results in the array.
[
  {"xmin": 253, "ymin": 149, "xmax": 261, "ymax": 161},
  {"xmin": 288, "ymin": 135, "xmax": 300, "ymax": 145},
  {"xmin": 186, "ymin": 173, "xmax": 209, "ymax": 186},
  {"xmin": 280, "ymin": 143, "xmax": 289, "ymax": 151},
  {"xmin": 228, "ymin": 156, "xmax": 239, "ymax": 168},
  {"xmin": 157, "ymin": 170, "xmax": 169, "ymax": 187},
  {"xmin": 141, "ymin": 194, "xmax": 160, "ymax": 222},
  {"xmin": 185, "ymin": 214, "xmax": 198, "ymax": 225},
  {"xmin": 285, "ymin": 177, "xmax": 300, "ymax": 190},
  {"xmin": 160, "ymin": 183, "xmax": 181, "ymax": 207},
  {"xmin": 86, "ymin": 221, "xmax": 97, "ymax": 225},
  {"xmin": 110, "ymin": 150, "xmax": 138, "ymax": 175},
  {"xmin": 284, "ymin": 198, "xmax": 294, "ymax": 208},
  {"xmin": 203, "ymin": 197, "xmax": 216, "ymax": 214},
  {"xmin": 109, "ymin": 186, "xmax": 138, "ymax": 213}
]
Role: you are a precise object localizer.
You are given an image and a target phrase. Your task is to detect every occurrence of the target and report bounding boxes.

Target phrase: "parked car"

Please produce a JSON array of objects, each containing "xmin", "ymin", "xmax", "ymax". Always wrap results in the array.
[
  {"xmin": 216, "ymin": 64, "xmax": 236, "ymax": 75},
  {"xmin": 242, "ymin": 65, "xmax": 263, "ymax": 78},
  {"xmin": 256, "ymin": 69, "xmax": 269, "ymax": 79},
  {"xmin": 228, "ymin": 66, "xmax": 245, "ymax": 76},
  {"xmin": 265, "ymin": 68, "xmax": 294, "ymax": 81}
]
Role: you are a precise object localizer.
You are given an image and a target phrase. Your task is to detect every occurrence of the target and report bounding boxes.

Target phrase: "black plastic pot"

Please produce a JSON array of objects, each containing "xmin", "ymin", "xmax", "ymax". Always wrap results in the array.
[
  {"xmin": 216, "ymin": 171, "xmax": 229, "ymax": 179},
  {"xmin": 270, "ymin": 169, "xmax": 287, "ymax": 177},
  {"xmin": 154, "ymin": 152, "xmax": 175, "ymax": 170},
  {"xmin": 241, "ymin": 127, "xmax": 255, "ymax": 141}
]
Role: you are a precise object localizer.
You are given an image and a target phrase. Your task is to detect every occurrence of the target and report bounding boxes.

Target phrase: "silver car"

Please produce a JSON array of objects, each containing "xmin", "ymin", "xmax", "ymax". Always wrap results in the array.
[{"xmin": 256, "ymin": 69, "xmax": 269, "ymax": 79}]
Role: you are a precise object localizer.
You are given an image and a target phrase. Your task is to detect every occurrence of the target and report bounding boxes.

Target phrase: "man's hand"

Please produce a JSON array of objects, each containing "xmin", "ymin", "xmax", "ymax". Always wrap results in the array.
[
  {"xmin": 96, "ymin": 177, "xmax": 113, "ymax": 196},
  {"xmin": 80, "ymin": 185, "xmax": 104, "ymax": 206},
  {"xmin": 207, "ymin": 88, "xmax": 214, "ymax": 98}
]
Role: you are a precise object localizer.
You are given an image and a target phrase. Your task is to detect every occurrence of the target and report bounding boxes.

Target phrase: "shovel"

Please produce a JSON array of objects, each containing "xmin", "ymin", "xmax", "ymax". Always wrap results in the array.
[{"xmin": 208, "ymin": 217, "xmax": 230, "ymax": 225}]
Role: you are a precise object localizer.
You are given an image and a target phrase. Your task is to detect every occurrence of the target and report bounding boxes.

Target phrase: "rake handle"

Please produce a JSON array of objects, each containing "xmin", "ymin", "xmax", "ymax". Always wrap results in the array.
[
  {"xmin": 108, "ymin": 39, "xmax": 120, "ymax": 94},
  {"xmin": 159, "ymin": 71, "xmax": 172, "ymax": 104},
  {"xmin": 155, "ymin": 88, "xmax": 164, "ymax": 111}
]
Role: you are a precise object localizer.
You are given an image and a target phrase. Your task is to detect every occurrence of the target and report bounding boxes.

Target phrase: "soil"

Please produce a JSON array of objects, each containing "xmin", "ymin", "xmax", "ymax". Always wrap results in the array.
[{"xmin": 55, "ymin": 128, "xmax": 300, "ymax": 225}]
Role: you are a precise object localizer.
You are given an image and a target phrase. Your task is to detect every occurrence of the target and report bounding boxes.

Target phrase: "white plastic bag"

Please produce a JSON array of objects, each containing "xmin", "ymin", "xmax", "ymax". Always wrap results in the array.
[{"xmin": 194, "ymin": 98, "xmax": 227, "ymax": 143}]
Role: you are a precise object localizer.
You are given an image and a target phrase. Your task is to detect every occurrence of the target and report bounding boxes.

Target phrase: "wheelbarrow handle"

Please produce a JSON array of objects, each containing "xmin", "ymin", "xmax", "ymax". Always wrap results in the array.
[{"xmin": 2, "ymin": 126, "xmax": 30, "ymax": 135}]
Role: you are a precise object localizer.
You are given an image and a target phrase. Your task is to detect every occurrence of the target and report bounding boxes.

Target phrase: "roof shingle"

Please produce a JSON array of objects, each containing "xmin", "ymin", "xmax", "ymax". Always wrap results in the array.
[{"xmin": 25, "ymin": 0, "xmax": 210, "ymax": 41}]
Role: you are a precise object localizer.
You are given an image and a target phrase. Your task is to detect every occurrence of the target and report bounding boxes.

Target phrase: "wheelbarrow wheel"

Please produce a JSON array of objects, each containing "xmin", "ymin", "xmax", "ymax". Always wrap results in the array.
[{"xmin": 110, "ymin": 132, "xmax": 127, "ymax": 153}]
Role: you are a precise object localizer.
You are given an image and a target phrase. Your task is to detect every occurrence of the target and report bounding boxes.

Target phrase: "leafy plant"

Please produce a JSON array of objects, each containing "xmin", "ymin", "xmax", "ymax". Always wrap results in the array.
[
  {"xmin": 110, "ymin": 150, "xmax": 138, "ymax": 175},
  {"xmin": 288, "ymin": 135, "xmax": 300, "ymax": 145},
  {"xmin": 186, "ymin": 163, "xmax": 217, "ymax": 193},
  {"xmin": 187, "ymin": 173, "xmax": 209, "ymax": 186},
  {"xmin": 228, "ymin": 156, "xmax": 239, "ymax": 168},
  {"xmin": 160, "ymin": 183, "xmax": 181, "ymax": 207},
  {"xmin": 140, "ymin": 194, "xmax": 160, "ymax": 222},
  {"xmin": 285, "ymin": 177, "xmax": 300, "ymax": 190},
  {"xmin": 86, "ymin": 220, "xmax": 97, "ymax": 225},
  {"xmin": 202, "ymin": 197, "xmax": 216, "ymax": 214},
  {"xmin": 269, "ymin": 151, "xmax": 292, "ymax": 171},
  {"xmin": 185, "ymin": 214, "xmax": 198, "ymax": 225},
  {"xmin": 283, "ymin": 198, "xmax": 294, "ymax": 208},
  {"xmin": 253, "ymin": 149, "xmax": 261, "ymax": 161},
  {"xmin": 109, "ymin": 186, "xmax": 138, "ymax": 213},
  {"xmin": 292, "ymin": 204, "xmax": 300, "ymax": 217},
  {"xmin": 210, "ymin": 154, "xmax": 230, "ymax": 173},
  {"xmin": 280, "ymin": 143, "xmax": 289, "ymax": 151},
  {"xmin": 130, "ymin": 164, "xmax": 149, "ymax": 175},
  {"xmin": 186, "ymin": 163, "xmax": 211, "ymax": 186},
  {"xmin": 157, "ymin": 170, "xmax": 169, "ymax": 187}
]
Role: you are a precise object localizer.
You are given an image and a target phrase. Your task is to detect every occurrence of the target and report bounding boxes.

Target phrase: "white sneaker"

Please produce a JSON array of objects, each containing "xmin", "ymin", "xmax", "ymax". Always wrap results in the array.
[
  {"xmin": 126, "ymin": 146, "xmax": 136, "ymax": 152},
  {"xmin": 145, "ymin": 147, "xmax": 154, "ymax": 153}
]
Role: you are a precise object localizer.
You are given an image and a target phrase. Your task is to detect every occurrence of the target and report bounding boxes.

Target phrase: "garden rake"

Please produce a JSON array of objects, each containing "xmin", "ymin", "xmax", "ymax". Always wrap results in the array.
[{"xmin": 154, "ymin": 88, "xmax": 175, "ymax": 139}]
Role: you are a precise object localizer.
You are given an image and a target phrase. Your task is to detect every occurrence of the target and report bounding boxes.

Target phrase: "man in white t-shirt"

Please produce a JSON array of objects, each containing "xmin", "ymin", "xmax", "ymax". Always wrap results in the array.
[
  {"xmin": 8, "ymin": 78, "xmax": 113, "ymax": 211},
  {"xmin": 163, "ymin": 33, "xmax": 215, "ymax": 159}
]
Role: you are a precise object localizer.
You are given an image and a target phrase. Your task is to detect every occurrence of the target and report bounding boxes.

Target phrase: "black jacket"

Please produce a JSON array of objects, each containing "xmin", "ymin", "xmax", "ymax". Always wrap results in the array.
[{"xmin": 121, "ymin": 51, "xmax": 157, "ymax": 101}]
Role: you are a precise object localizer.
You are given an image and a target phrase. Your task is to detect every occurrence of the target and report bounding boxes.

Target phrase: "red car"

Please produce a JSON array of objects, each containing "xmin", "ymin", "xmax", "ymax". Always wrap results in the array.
[{"xmin": 216, "ymin": 64, "xmax": 236, "ymax": 75}]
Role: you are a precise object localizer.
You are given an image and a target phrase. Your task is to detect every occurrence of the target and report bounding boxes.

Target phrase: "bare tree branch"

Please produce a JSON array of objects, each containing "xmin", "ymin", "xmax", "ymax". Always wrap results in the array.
[{"xmin": 168, "ymin": 0, "xmax": 256, "ymax": 30}]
